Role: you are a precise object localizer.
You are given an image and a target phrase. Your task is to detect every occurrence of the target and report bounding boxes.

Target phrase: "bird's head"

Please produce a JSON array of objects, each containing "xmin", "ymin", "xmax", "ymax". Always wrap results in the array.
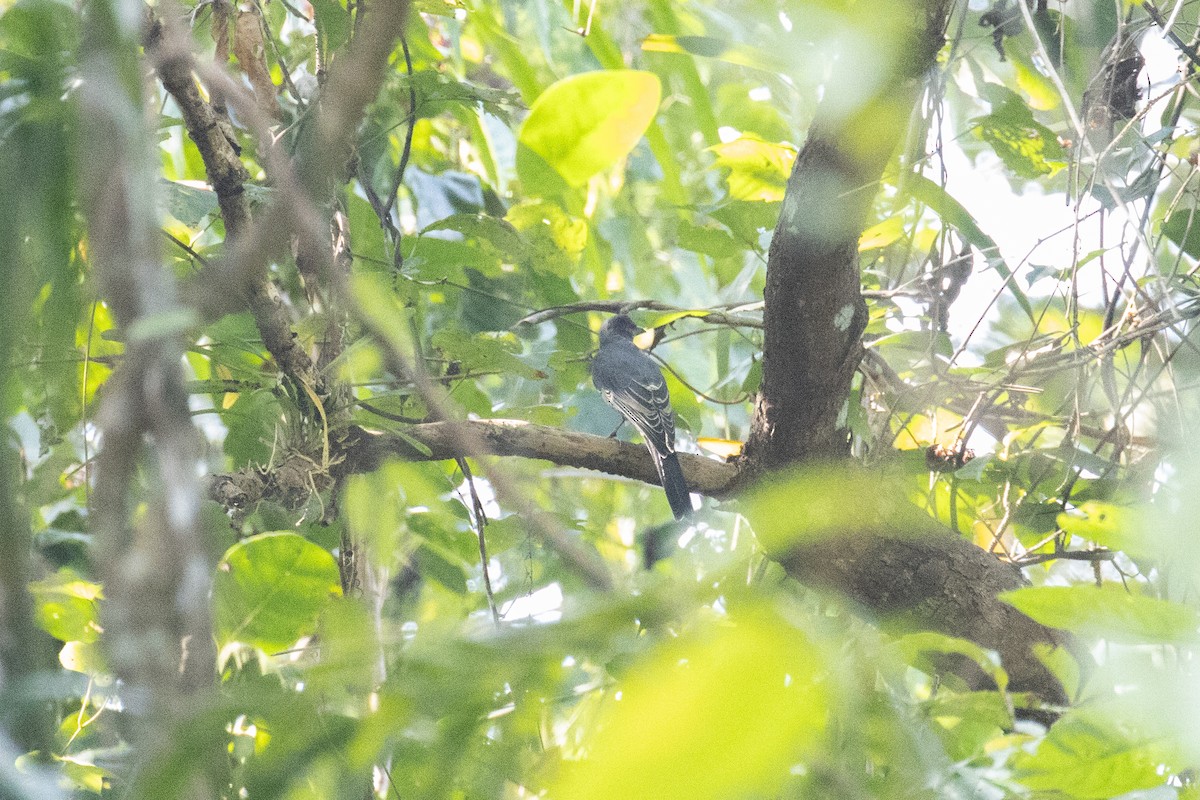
[{"xmin": 599, "ymin": 313, "xmax": 643, "ymax": 343}]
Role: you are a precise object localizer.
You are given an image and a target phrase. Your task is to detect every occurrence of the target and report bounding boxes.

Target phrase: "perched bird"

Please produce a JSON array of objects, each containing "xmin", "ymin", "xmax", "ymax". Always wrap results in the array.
[{"xmin": 591, "ymin": 313, "xmax": 693, "ymax": 520}]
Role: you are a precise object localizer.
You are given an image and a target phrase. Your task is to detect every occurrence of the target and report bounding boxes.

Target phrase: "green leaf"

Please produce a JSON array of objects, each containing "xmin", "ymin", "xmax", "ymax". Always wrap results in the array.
[
  {"xmin": 890, "ymin": 631, "xmax": 1009, "ymax": 695},
  {"xmin": 1031, "ymin": 641, "xmax": 1081, "ymax": 701},
  {"xmin": 675, "ymin": 220, "xmax": 743, "ymax": 258},
  {"xmin": 1014, "ymin": 711, "xmax": 1167, "ymax": 798},
  {"xmin": 925, "ymin": 691, "xmax": 1012, "ymax": 761},
  {"xmin": 310, "ymin": 0, "xmax": 349, "ymax": 52},
  {"xmin": 745, "ymin": 466, "xmax": 932, "ymax": 557},
  {"xmin": 708, "ymin": 135, "xmax": 796, "ymax": 202},
  {"xmin": 517, "ymin": 70, "xmax": 662, "ymax": 194},
  {"xmin": 213, "ymin": 532, "xmax": 342, "ymax": 654},
  {"xmin": 870, "ymin": 329, "xmax": 953, "ymax": 363},
  {"xmin": 550, "ymin": 604, "xmax": 827, "ymax": 800},
  {"xmin": 1058, "ymin": 501, "xmax": 1145, "ymax": 556},
  {"xmin": 408, "ymin": 236, "xmax": 504, "ymax": 279},
  {"xmin": 1000, "ymin": 585, "xmax": 1200, "ymax": 645},
  {"xmin": 413, "ymin": 540, "xmax": 469, "ymax": 594},
  {"xmin": 1161, "ymin": 206, "xmax": 1200, "ymax": 259},
  {"xmin": 900, "ymin": 172, "xmax": 1036, "ymax": 323},
  {"xmin": 223, "ymin": 390, "xmax": 284, "ymax": 468},
  {"xmin": 126, "ymin": 308, "xmax": 199, "ymax": 342},
  {"xmin": 506, "ymin": 201, "xmax": 588, "ymax": 262},
  {"xmin": 973, "ymin": 84, "xmax": 1066, "ymax": 178},
  {"xmin": 422, "ymin": 213, "xmax": 526, "ymax": 259},
  {"xmin": 1008, "ymin": 48, "xmax": 1061, "ymax": 111},
  {"xmin": 859, "ymin": 215, "xmax": 906, "ymax": 250},
  {"xmin": 28, "ymin": 569, "xmax": 103, "ymax": 643},
  {"xmin": 161, "ymin": 179, "xmax": 218, "ymax": 226},
  {"xmin": 431, "ymin": 326, "xmax": 544, "ymax": 380},
  {"xmin": 640, "ymin": 33, "xmax": 793, "ymax": 73}
]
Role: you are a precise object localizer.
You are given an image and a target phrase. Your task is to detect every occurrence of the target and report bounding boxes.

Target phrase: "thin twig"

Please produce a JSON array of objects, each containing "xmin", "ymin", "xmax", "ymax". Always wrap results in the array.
[{"xmin": 457, "ymin": 457, "xmax": 500, "ymax": 626}]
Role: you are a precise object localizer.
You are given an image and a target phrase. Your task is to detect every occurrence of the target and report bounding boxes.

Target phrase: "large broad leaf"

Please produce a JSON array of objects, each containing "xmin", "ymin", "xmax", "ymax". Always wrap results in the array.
[
  {"xmin": 1013, "ymin": 711, "xmax": 1167, "ymax": 798},
  {"xmin": 745, "ymin": 466, "xmax": 933, "ymax": 557},
  {"xmin": 517, "ymin": 70, "xmax": 661, "ymax": 194},
  {"xmin": 1057, "ymin": 501, "xmax": 1146, "ymax": 557},
  {"xmin": 1161, "ymin": 205, "xmax": 1200, "ymax": 259},
  {"xmin": 708, "ymin": 135, "xmax": 796, "ymax": 202},
  {"xmin": 28, "ymin": 569, "xmax": 103, "ymax": 644},
  {"xmin": 213, "ymin": 532, "xmax": 342, "ymax": 654},
  {"xmin": 550, "ymin": 605, "xmax": 827, "ymax": 800},
  {"xmin": 1000, "ymin": 584, "xmax": 1200, "ymax": 645},
  {"xmin": 430, "ymin": 326, "xmax": 544, "ymax": 380}
]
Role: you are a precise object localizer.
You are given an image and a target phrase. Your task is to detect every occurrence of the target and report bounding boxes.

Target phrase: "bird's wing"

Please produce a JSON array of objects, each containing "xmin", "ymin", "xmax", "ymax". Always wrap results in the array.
[{"xmin": 602, "ymin": 376, "xmax": 676, "ymax": 456}]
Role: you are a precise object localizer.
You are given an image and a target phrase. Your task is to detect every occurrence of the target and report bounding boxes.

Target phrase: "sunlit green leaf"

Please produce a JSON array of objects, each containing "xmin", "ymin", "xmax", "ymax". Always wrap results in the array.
[
  {"xmin": 213, "ymin": 532, "xmax": 342, "ymax": 654},
  {"xmin": 708, "ymin": 135, "xmax": 796, "ymax": 202},
  {"xmin": 29, "ymin": 569, "xmax": 103, "ymax": 643},
  {"xmin": 1014, "ymin": 711, "xmax": 1167, "ymax": 798},
  {"xmin": 1009, "ymin": 48, "xmax": 1061, "ymax": 111},
  {"xmin": 675, "ymin": 220, "xmax": 743, "ymax": 258},
  {"xmin": 745, "ymin": 466, "xmax": 932, "ymax": 557},
  {"xmin": 973, "ymin": 84, "xmax": 1067, "ymax": 178},
  {"xmin": 925, "ymin": 690, "xmax": 1011, "ymax": 761},
  {"xmin": 858, "ymin": 215, "xmax": 906, "ymax": 250},
  {"xmin": 422, "ymin": 213, "xmax": 525, "ymax": 257},
  {"xmin": 431, "ymin": 326, "xmax": 545, "ymax": 380},
  {"xmin": 890, "ymin": 630, "xmax": 1009, "ymax": 695},
  {"xmin": 1000, "ymin": 585, "xmax": 1200, "ymax": 645},
  {"xmin": 552, "ymin": 604, "xmax": 827, "ymax": 800},
  {"xmin": 517, "ymin": 70, "xmax": 662, "ymax": 193},
  {"xmin": 223, "ymin": 390, "xmax": 284, "ymax": 468},
  {"xmin": 1058, "ymin": 501, "xmax": 1145, "ymax": 556},
  {"xmin": 310, "ymin": 0, "xmax": 349, "ymax": 53}
]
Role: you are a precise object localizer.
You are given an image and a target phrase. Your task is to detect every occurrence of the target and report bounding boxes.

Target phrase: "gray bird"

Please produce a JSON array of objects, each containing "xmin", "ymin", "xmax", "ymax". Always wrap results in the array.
[{"xmin": 591, "ymin": 313, "xmax": 693, "ymax": 520}]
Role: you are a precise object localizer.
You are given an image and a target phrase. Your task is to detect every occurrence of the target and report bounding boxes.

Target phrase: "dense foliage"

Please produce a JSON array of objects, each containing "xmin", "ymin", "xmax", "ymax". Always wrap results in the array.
[{"xmin": 2, "ymin": 0, "xmax": 1199, "ymax": 798}]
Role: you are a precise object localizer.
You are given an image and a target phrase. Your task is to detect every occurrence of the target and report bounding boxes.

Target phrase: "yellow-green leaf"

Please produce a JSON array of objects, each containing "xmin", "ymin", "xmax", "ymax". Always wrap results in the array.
[
  {"xmin": 551, "ymin": 605, "xmax": 826, "ymax": 800},
  {"xmin": 708, "ymin": 135, "xmax": 796, "ymax": 202},
  {"xmin": 517, "ymin": 70, "xmax": 661, "ymax": 194},
  {"xmin": 1000, "ymin": 584, "xmax": 1200, "ymax": 645},
  {"xmin": 213, "ymin": 532, "xmax": 342, "ymax": 654},
  {"xmin": 1058, "ymin": 501, "xmax": 1144, "ymax": 556},
  {"xmin": 1014, "ymin": 711, "xmax": 1166, "ymax": 798},
  {"xmin": 29, "ymin": 569, "xmax": 104, "ymax": 644}
]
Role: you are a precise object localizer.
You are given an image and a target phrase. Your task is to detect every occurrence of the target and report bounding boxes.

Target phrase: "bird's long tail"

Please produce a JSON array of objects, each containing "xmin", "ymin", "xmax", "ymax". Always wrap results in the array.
[{"xmin": 657, "ymin": 451, "xmax": 693, "ymax": 520}]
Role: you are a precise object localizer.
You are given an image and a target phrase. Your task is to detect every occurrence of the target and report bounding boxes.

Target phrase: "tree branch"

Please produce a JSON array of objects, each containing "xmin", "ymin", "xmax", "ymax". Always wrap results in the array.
[
  {"xmin": 209, "ymin": 408, "xmax": 1075, "ymax": 701},
  {"xmin": 781, "ymin": 531, "xmax": 1072, "ymax": 703},
  {"xmin": 144, "ymin": 11, "xmax": 252, "ymax": 239},
  {"xmin": 341, "ymin": 421, "xmax": 741, "ymax": 496},
  {"xmin": 145, "ymin": 1, "xmax": 411, "ymax": 399},
  {"xmin": 80, "ymin": 3, "xmax": 216, "ymax": 788}
]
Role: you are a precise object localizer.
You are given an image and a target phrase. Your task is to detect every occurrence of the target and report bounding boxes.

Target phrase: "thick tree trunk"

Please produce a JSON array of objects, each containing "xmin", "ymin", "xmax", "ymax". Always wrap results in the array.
[
  {"xmin": 740, "ymin": 0, "xmax": 1074, "ymax": 706},
  {"xmin": 745, "ymin": 3, "xmax": 948, "ymax": 466}
]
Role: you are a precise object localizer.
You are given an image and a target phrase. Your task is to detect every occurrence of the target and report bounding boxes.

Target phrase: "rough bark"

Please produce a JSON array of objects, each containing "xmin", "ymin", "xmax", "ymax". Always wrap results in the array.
[
  {"xmin": 781, "ymin": 532, "xmax": 1071, "ymax": 703},
  {"xmin": 745, "ymin": 3, "xmax": 950, "ymax": 467}
]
